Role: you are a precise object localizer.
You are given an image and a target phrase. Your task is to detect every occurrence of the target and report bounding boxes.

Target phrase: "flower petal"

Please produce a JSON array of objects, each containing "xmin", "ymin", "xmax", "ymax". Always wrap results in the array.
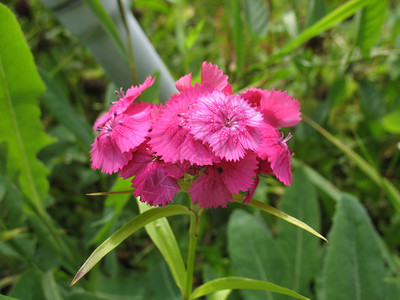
[
  {"xmin": 201, "ymin": 62, "xmax": 232, "ymax": 95},
  {"xmin": 90, "ymin": 137, "xmax": 132, "ymax": 174},
  {"xmin": 175, "ymin": 73, "xmax": 192, "ymax": 91},
  {"xmin": 188, "ymin": 167, "xmax": 233, "ymax": 208},
  {"xmin": 258, "ymin": 124, "xmax": 292, "ymax": 185},
  {"xmin": 260, "ymin": 89, "xmax": 301, "ymax": 128}
]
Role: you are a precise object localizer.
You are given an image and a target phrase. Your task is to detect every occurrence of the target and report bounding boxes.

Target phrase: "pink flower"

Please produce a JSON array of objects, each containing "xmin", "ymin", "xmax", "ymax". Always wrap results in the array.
[
  {"xmin": 190, "ymin": 91, "xmax": 264, "ymax": 161},
  {"xmin": 189, "ymin": 152, "xmax": 258, "ymax": 208},
  {"xmin": 174, "ymin": 62, "xmax": 232, "ymax": 95},
  {"xmin": 90, "ymin": 102, "xmax": 151, "ymax": 174},
  {"xmin": 149, "ymin": 84, "xmax": 219, "ymax": 165},
  {"xmin": 93, "ymin": 76, "xmax": 155, "ymax": 130},
  {"xmin": 241, "ymin": 88, "xmax": 301, "ymax": 128},
  {"xmin": 120, "ymin": 143, "xmax": 184, "ymax": 206},
  {"xmin": 257, "ymin": 123, "xmax": 293, "ymax": 185}
]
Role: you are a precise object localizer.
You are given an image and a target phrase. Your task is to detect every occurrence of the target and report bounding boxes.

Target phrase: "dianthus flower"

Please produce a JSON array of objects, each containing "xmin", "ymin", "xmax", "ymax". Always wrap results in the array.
[{"xmin": 89, "ymin": 62, "xmax": 301, "ymax": 208}]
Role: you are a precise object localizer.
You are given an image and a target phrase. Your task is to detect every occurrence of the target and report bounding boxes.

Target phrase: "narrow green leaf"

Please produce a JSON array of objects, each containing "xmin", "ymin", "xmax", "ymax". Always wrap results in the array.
[
  {"xmin": 306, "ymin": 0, "xmax": 326, "ymax": 28},
  {"xmin": 243, "ymin": 0, "xmax": 269, "ymax": 37},
  {"xmin": 191, "ymin": 277, "xmax": 309, "ymax": 300},
  {"xmin": 71, "ymin": 205, "xmax": 192, "ymax": 285},
  {"xmin": 39, "ymin": 69, "xmax": 93, "ymax": 150},
  {"xmin": 321, "ymin": 195, "xmax": 386, "ymax": 300},
  {"xmin": 268, "ymin": 0, "xmax": 371, "ymax": 63},
  {"xmin": 292, "ymin": 159, "xmax": 342, "ymax": 202},
  {"xmin": 138, "ymin": 200, "xmax": 187, "ymax": 293},
  {"xmin": 277, "ymin": 168, "xmax": 320, "ymax": 297},
  {"xmin": 231, "ymin": 0, "xmax": 245, "ymax": 71},
  {"xmin": 83, "ymin": 0, "xmax": 128, "ymax": 61},
  {"xmin": 355, "ymin": 0, "xmax": 386, "ymax": 56},
  {"xmin": 185, "ymin": 20, "xmax": 205, "ymax": 50},
  {"xmin": 89, "ymin": 177, "xmax": 133, "ymax": 245},
  {"xmin": 0, "ymin": 4, "xmax": 54, "ymax": 213},
  {"xmin": 234, "ymin": 195, "xmax": 327, "ymax": 242},
  {"xmin": 227, "ymin": 209, "xmax": 290, "ymax": 300},
  {"xmin": 0, "ymin": 227, "xmax": 26, "ymax": 242},
  {"xmin": 42, "ymin": 270, "xmax": 63, "ymax": 300},
  {"xmin": 382, "ymin": 110, "xmax": 400, "ymax": 133},
  {"xmin": 303, "ymin": 115, "xmax": 400, "ymax": 214}
]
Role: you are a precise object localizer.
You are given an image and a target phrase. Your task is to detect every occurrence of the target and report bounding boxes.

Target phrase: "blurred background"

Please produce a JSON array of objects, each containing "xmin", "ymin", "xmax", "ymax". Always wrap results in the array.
[{"xmin": 0, "ymin": 0, "xmax": 399, "ymax": 299}]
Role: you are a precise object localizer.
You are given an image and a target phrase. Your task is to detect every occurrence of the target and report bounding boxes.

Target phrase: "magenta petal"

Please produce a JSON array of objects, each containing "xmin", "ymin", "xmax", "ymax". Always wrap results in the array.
[
  {"xmin": 90, "ymin": 137, "xmax": 132, "ymax": 174},
  {"xmin": 258, "ymin": 124, "xmax": 293, "ymax": 186},
  {"xmin": 260, "ymin": 89, "xmax": 301, "ymax": 128},
  {"xmin": 93, "ymin": 76, "xmax": 155, "ymax": 129},
  {"xmin": 149, "ymin": 85, "xmax": 218, "ymax": 165},
  {"xmin": 201, "ymin": 62, "xmax": 232, "ymax": 95},
  {"xmin": 190, "ymin": 92, "xmax": 263, "ymax": 161},
  {"xmin": 175, "ymin": 73, "xmax": 192, "ymax": 91},
  {"xmin": 119, "ymin": 143, "xmax": 153, "ymax": 179},
  {"xmin": 188, "ymin": 167, "xmax": 233, "ymax": 208},
  {"xmin": 240, "ymin": 88, "xmax": 263, "ymax": 107},
  {"xmin": 219, "ymin": 152, "xmax": 258, "ymax": 194},
  {"xmin": 125, "ymin": 76, "xmax": 156, "ymax": 101},
  {"xmin": 243, "ymin": 175, "xmax": 259, "ymax": 203},
  {"xmin": 132, "ymin": 161, "xmax": 180, "ymax": 206}
]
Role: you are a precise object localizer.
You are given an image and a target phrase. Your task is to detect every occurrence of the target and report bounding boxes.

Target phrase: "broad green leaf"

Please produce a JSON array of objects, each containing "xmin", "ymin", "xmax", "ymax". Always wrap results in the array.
[
  {"xmin": 267, "ymin": 0, "xmax": 371, "ymax": 63},
  {"xmin": 147, "ymin": 260, "xmax": 181, "ymax": 300},
  {"xmin": 138, "ymin": 200, "xmax": 187, "ymax": 293},
  {"xmin": 355, "ymin": 0, "xmax": 386, "ymax": 56},
  {"xmin": 71, "ymin": 205, "xmax": 192, "ymax": 285},
  {"xmin": 191, "ymin": 277, "xmax": 309, "ymax": 300},
  {"xmin": 303, "ymin": 115, "xmax": 400, "ymax": 214},
  {"xmin": 243, "ymin": 0, "xmax": 269, "ymax": 37},
  {"xmin": 83, "ymin": 0, "xmax": 128, "ymax": 61},
  {"xmin": 382, "ymin": 110, "xmax": 400, "ymax": 133},
  {"xmin": 277, "ymin": 168, "xmax": 320, "ymax": 297},
  {"xmin": 321, "ymin": 194, "xmax": 386, "ymax": 300},
  {"xmin": 42, "ymin": 270, "xmax": 63, "ymax": 300},
  {"xmin": 89, "ymin": 177, "xmax": 133, "ymax": 245},
  {"xmin": 39, "ymin": 69, "xmax": 93, "ymax": 150},
  {"xmin": 0, "ymin": 4, "xmax": 54, "ymax": 214},
  {"xmin": 306, "ymin": 0, "xmax": 326, "ymax": 28},
  {"xmin": 9, "ymin": 270, "xmax": 44, "ymax": 299},
  {"xmin": 234, "ymin": 195, "xmax": 327, "ymax": 242},
  {"xmin": 232, "ymin": 0, "xmax": 245, "ymax": 71},
  {"xmin": 227, "ymin": 209, "xmax": 290, "ymax": 300}
]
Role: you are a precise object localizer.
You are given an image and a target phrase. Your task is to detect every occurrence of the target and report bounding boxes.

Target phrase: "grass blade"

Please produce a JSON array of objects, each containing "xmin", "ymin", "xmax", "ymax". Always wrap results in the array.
[
  {"xmin": 191, "ymin": 277, "xmax": 310, "ymax": 300},
  {"xmin": 303, "ymin": 114, "xmax": 400, "ymax": 214},
  {"xmin": 71, "ymin": 205, "xmax": 192, "ymax": 285},
  {"xmin": 267, "ymin": 0, "xmax": 371, "ymax": 63},
  {"xmin": 138, "ymin": 199, "xmax": 188, "ymax": 293}
]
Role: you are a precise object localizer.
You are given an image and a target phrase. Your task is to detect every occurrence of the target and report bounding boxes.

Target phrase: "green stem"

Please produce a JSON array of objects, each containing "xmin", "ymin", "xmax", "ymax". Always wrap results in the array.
[{"xmin": 184, "ymin": 205, "xmax": 203, "ymax": 300}]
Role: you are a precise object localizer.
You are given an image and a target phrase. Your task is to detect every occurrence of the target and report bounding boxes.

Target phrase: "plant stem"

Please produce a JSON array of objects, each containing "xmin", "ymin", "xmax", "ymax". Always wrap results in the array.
[{"xmin": 184, "ymin": 205, "xmax": 203, "ymax": 300}]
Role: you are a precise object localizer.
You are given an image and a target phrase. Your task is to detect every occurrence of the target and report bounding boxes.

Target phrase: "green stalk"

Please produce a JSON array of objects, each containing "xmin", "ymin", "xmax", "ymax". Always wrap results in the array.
[{"xmin": 184, "ymin": 205, "xmax": 203, "ymax": 300}]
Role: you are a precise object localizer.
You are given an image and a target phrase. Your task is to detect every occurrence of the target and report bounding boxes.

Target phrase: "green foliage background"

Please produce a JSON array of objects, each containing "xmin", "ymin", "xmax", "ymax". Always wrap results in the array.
[{"xmin": 0, "ymin": 0, "xmax": 399, "ymax": 299}]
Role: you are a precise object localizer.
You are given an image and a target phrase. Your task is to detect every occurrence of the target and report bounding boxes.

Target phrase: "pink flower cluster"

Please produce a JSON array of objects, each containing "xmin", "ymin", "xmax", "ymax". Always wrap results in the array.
[{"xmin": 90, "ymin": 62, "xmax": 301, "ymax": 208}]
